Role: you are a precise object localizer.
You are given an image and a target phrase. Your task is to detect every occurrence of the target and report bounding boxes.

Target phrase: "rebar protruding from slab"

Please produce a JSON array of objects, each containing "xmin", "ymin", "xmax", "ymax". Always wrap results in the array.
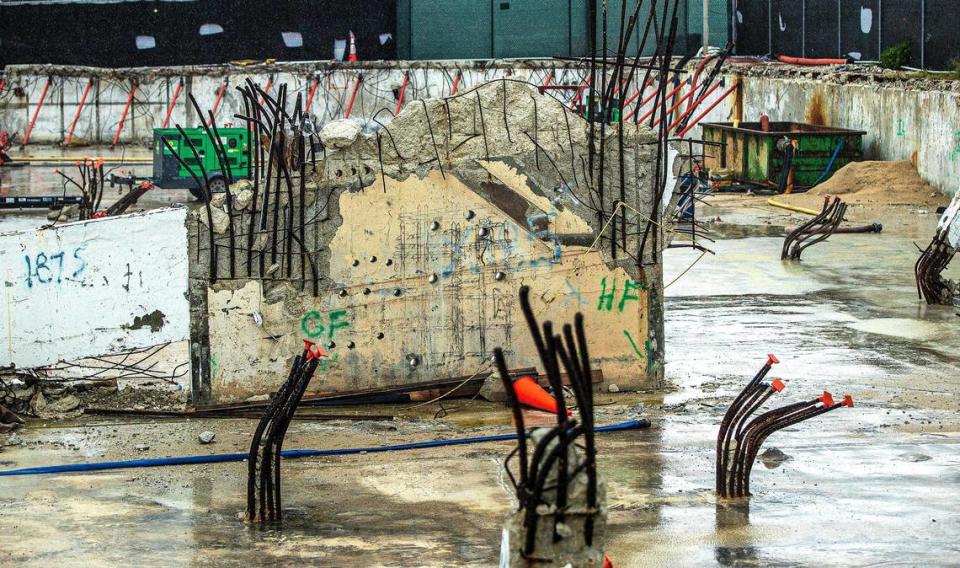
[
  {"xmin": 246, "ymin": 340, "xmax": 323, "ymax": 523},
  {"xmin": 915, "ymin": 228, "xmax": 957, "ymax": 305},
  {"xmin": 716, "ymin": 357, "xmax": 853, "ymax": 499},
  {"xmin": 781, "ymin": 195, "xmax": 848, "ymax": 261}
]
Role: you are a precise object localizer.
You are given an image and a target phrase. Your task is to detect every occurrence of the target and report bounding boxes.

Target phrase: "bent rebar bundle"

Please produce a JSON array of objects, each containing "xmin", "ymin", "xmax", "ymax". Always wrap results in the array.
[
  {"xmin": 915, "ymin": 229, "xmax": 957, "ymax": 305},
  {"xmin": 246, "ymin": 340, "xmax": 324, "ymax": 523},
  {"xmin": 495, "ymin": 285, "xmax": 607, "ymax": 566},
  {"xmin": 716, "ymin": 355, "xmax": 853, "ymax": 499},
  {"xmin": 781, "ymin": 196, "xmax": 847, "ymax": 261}
]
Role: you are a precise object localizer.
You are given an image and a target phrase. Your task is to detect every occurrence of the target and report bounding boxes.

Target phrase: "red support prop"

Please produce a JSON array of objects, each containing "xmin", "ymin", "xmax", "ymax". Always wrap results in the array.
[
  {"xmin": 259, "ymin": 76, "xmax": 273, "ymax": 106},
  {"xmin": 344, "ymin": 75, "xmax": 362, "ymax": 119},
  {"xmin": 451, "ymin": 71, "xmax": 462, "ymax": 96},
  {"xmin": 161, "ymin": 79, "xmax": 184, "ymax": 129},
  {"xmin": 667, "ymin": 81, "xmax": 722, "ymax": 132},
  {"xmin": 677, "ymin": 83, "xmax": 738, "ymax": 138},
  {"xmin": 207, "ymin": 80, "xmax": 228, "ymax": 126},
  {"xmin": 630, "ymin": 79, "xmax": 689, "ymax": 125},
  {"xmin": 394, "ymin": 71, "xmax": 409, "ymax": 115},
  {"xmin": 568, "ymin": 75, "xmax": 592, "ymax": 111},
  {"xmin": 64, "ymin": 78, "xmax": 93, "ymax": 146},
  {"xmin": 22, "ymin": 77, "xmax": 52, "ymax": 146},
  {"xmin": 112, "ymin": 82, "xmax": 138, "ymax": 146},
  {"xmin": 652, "ymin": 80, "xmax": 717, "ymax": 129},
  {"xmin": 305, "ymin": 78, "xmax": 320, "ymax": 112}
]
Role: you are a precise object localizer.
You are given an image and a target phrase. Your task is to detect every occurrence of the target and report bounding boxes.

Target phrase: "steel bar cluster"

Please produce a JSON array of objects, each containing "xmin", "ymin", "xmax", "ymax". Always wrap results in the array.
[
  {"xmin": 493, "ymin": 285, "xmax": 600, "ymax": 560},
  {"xmin": 781, "ymin": 195, "xmax": 847, "ymax": 260},
  {"xmin": 245, "ymin": 340, "xmax": 324, "ymax": 523},
  {"xmin": 161, "ymin": 81, "xmax": 322, "ymax": 290},
  {"xmin": 716, "ymin": 355, "xmax": 853, "ymax": 499},
  {"xmin": 915, "ymin": 229, "xmax": 956, "ymax": 305}
]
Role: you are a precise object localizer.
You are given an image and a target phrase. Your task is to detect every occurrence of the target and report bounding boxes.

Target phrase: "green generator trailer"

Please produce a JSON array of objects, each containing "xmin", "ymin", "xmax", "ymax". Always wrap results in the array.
[{"xmin": 152, "ymin": 127, "xmax": 250, "ymax": 199}]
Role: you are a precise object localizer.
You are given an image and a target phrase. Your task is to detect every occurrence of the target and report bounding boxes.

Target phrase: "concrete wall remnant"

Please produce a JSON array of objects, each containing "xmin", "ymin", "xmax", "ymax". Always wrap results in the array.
[
  {"xmin": 0, "ymin": 207, "xmax": 191, "ymax": 371},
  {"xmin": 192, "ymin": 79, "xmax": 669, "ymax": 402}
]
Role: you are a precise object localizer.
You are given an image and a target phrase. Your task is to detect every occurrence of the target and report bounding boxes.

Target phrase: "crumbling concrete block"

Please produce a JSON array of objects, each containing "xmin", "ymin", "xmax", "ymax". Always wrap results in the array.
[{"xmin": 192, "ymin": 80, "xmax": 672, "ymax": 401}]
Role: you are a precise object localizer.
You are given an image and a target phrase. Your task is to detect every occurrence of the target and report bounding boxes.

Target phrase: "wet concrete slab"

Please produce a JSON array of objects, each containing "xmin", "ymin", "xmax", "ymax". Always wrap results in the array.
[{"xmin": 1, "ymin": 194, "xmax": 958, "ymax": 566}]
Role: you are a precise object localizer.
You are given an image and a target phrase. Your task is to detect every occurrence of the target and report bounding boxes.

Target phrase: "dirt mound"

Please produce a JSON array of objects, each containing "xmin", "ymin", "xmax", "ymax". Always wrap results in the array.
[{"xmin": 779, "ymin": 160, "xmax": 948, "ymax": 209}]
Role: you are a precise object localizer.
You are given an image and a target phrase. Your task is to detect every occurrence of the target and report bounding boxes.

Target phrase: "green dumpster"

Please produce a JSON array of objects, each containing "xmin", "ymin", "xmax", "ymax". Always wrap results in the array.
[{"xmin": 701, "ymin": 121, "xmax": 866, "ymax": 188}]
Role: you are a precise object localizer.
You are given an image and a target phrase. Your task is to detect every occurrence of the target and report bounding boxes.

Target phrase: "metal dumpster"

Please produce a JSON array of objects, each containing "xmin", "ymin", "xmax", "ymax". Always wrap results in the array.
[{"xmin": 701, "ymin": 121, "xmax": 866, "ymax": 188}]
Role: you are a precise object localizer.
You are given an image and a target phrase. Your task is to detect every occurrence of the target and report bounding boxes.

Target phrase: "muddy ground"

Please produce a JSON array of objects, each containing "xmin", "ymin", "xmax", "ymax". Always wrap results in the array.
[{"xmin": 1, "ymin": 159, "xmax": 959, "ymax": 566}]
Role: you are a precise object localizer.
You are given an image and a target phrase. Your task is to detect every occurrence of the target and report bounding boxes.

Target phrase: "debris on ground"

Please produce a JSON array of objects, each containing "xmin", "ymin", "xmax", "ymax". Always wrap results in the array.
[
  {"xmin": 759, "ymin": 447, "xmax": 791, "ymax": 468},
  {"xmin": 198, "ymin": 431, "xmax": 216, "ymax": 444}
]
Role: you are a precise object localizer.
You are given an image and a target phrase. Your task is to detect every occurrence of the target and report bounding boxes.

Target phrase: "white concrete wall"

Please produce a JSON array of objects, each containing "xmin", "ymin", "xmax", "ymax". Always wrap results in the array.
[
  {"xmin": 691, "ymin": 73, "xmax": 960, "ymax": 196},
  {"xmin": 0, "ymin": 207, "xmax": 189, "ymax": 369},
  {"xmin": 0, "ymin": 63, "xmax": 572, "ymax": 146}
]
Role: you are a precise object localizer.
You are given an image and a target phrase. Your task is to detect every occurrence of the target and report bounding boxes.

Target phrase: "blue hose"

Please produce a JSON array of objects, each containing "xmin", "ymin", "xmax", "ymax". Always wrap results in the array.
[
  {"xmin": 810, "ymin": 138, "xmax": 845, "ymax": 187},
  {"xmin": 0, "ymin": 419, "xmax": 649, "ymax": 477}
]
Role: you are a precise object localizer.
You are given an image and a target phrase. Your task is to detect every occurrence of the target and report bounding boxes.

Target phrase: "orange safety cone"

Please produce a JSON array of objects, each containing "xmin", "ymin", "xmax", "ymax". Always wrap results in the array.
[
  {"xmin": 347, "ymin": 31, "xmax": 358, "ymax": 62},
  {"xmin": 513, "ymin": 375, "xmax": 572, "ymax": 416}
]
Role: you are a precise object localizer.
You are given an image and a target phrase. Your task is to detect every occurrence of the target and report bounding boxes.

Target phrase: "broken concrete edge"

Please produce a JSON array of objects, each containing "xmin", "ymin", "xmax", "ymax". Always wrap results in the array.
[{"xmin": 1, "ymin": 58, "xmax": 617, "ymax": 80}]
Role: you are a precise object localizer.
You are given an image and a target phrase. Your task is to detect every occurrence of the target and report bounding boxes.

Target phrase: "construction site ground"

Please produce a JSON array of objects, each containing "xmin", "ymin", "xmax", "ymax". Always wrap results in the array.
[{"xmin": 1, "ymin": 173, "xmax": 957, "ymax": 566}]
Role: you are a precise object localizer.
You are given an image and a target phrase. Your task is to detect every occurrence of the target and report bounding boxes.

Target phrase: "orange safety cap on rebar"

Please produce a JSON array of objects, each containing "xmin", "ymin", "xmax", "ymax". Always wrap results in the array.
[
  {"xmin": 771, "ymin": 378, "xmax": 785, "ymax": 392},
  {"xmin": 603, "ymin": 555, "xmax": 615, "ymax": 568},
  {"xmin": 819, "ymin": 391, "xmax": 835, "ymax": 407},
  {"xmin": 513, "ymin": 375, "xmax": 572, "ymax": 416},
  {"xmin": 767, "ymin": 353, "xmax": 780, "ymax": 366},
  {"xmin": 841, "ymin": 395, "xmax": 854, "ymax": 408}
]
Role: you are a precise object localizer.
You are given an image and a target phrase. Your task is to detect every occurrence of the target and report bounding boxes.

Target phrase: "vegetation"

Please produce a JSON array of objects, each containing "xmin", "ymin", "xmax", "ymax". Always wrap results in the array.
[{"xmin": 880, "ymin": 42, "xmax": 912, "ymax": 69}]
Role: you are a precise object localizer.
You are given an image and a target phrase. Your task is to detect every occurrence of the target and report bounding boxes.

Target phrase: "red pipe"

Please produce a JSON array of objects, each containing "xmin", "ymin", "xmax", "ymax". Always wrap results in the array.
[
  {"xmin": 344, "ymin": 75, "xmax": 362, "ymax": 118},
  {"xmin": 394, "ymin": 71, "xmax": 409, "ymax": 115},
  {"xmin": 207, "ymin": 81, "xmax": 228, "ymax": 126},
  {"xmin": 63, "ymin": 78, "xmax": 93, "ymax": 146},
  {"xmin": 22, "ymin": 77, "xmax": 52, "ymax": 146},
  {"xmin": 161, "ymin": 79, "xmax": 184, "ymax": 129},
  {"xmin": 305, "ymin": 78, "xmax": 320, "ymax": 112},
  {"xmin": 451, "ymin": 71, "xmax": 462, "ymax": 96},
  {"xmin": 668, "ymin": 81, "xmax": 722, "ymax": 131},
  {"xmin": 112, "ymin": 82, "xmax": 138, "ymax": 146},
  {"xmin": 677, "ymin": 83, "xmax": 738, "ymax": 138},
  {"xmin": 629, "ymin": 79, "xmax": 689, "ymax": 124},
  {"xmin": 777, "ymin": 54, "xmax": 847, "ymax": 66}
]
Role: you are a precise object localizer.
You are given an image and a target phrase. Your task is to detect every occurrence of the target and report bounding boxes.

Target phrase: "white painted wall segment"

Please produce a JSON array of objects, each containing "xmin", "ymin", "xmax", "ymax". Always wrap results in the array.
[{"xmin": 0, "ymin": 207, "xmax": 189, "ymax": 368}]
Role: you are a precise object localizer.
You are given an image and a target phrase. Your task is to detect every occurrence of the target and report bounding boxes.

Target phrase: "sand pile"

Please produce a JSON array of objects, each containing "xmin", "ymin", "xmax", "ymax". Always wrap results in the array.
[{"xmin": 780, "ymin": 160, "xmax": 948, "ymax": 209}]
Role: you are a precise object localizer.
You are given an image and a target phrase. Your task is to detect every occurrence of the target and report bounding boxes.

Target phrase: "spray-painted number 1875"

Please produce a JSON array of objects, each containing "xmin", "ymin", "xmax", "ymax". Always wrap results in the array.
[{"xmin": 23, "ymin": 245, "xmax": 87, "ymax": 288}]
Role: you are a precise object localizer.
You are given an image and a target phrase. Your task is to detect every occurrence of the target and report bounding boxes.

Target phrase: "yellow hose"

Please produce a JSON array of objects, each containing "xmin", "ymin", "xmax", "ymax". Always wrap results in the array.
[{"xmin": 766, "ymin": 197, "xmax": 820, "ymax": 216}]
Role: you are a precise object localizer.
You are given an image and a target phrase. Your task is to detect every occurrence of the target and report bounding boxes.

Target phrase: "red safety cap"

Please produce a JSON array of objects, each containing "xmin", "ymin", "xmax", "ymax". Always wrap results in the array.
[
  {"xmin": 767, "ymin": 353, "xmax": 780, "ymax": 366},
  {"xmin": 771, "ymin": 378, "xmax": 785, "ymax": 392},
  {"xmin": 94, "ymin": 159, "xmax": 105, "ymax": 169},
  {"xmin": 302, "ymin": 339, "xmax": 316, "ymax": 351},
  {"xmin": 603, "ymin": 555, "xmax": 615, "ymax": 568},
  {"xmin": 92, "ymin": 210, "xmax": 108, "ymax": 219},
  {"xmin": 819, "ymin": 391, "xmax": 835, "ymax": 407},
  {"xmin": 139, "ymin": 180, "xmax": 154, "ymax": 190},
  {"xmin": 841, "ymin": 395, "xmax": 854, "ymax": 408}
]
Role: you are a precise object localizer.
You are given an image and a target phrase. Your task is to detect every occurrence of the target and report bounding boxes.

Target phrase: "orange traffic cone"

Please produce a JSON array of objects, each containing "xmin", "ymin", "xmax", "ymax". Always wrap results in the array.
[
  {"xmin": 347, "ymin": 31, "xmax": 358, "ymax": 62},
  {"xmin": 513, "ymin": 375, "xmax": 572, "ymax": 416}
]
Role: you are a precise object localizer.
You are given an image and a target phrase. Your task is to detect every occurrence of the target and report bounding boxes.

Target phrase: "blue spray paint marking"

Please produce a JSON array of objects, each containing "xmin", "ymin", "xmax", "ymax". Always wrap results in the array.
[{"xmin": 23, "ymin": 246, "xmax": 88, "ymax": 289}]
